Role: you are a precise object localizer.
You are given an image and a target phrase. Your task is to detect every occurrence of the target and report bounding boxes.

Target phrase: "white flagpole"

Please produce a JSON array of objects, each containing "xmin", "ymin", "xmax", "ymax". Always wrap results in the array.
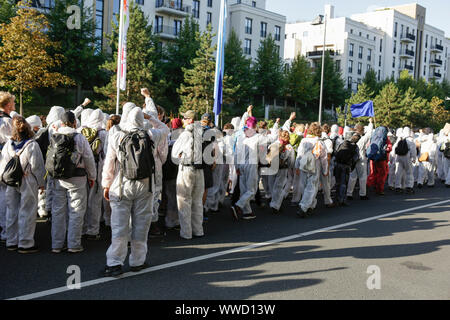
[{"xmin": 116, "ymin": 0, "xmax": 124, "ymax": 115}]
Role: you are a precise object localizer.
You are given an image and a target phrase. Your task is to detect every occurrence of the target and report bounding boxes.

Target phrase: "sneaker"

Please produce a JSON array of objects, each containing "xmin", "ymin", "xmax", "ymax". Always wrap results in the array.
[
  {"xmin": 68, "ymin": 247, "xmax": 84, "ymax": 253},
  {"xmin": 193, "ymin": 234, "xmax": 205, "ymax": 239},
  {"xmin": 388, "ymin": 186, "xmax": 395, "ymax": 191},
  {"xmin": 360, "ymin": 195, "xmax": 369, "ymax": 200},
  {"xmin": 271, "ymin": 207, "xmax": 280, "ymax": 215},
  {"xmin": 297, "ymin": 208, "xmax": 308, "ymax": 218},
  {"xmin": 406, "ymin": 188, "xmax": 415, "ymax": 194},
  {"xmin": 130, "ymin": 263, "xmax": 149, "ymax": 272},
  {"xmin": 149, "ymin": 224, "xmax": 164, "ymax": 238},
  {"xmin": 307, "ymin": 208, "xmax": 315, "ymax": 217},
  {"xmin": 103, "ymin": 265, "xmax": 123, "ymax": 277},
  {"xmin": 166, "ymin": 225, "xmax": 180, "ymax": 231},
  {"xmin": 52, "ymin": 247, "xmax": 67, "ymax": 254},
  {"xmin": 417, "ymin": 184, "xmax": 423, "ymax": 189},
  {"xmin": 395, "ymin": 188, "xmax": 403, "ymax": 194},
  {"xmin": 230, "ymin": 205, "xmax": 241, "ymax": 221},
  {"xmin": 242, "ymin": 213, "xmax": 256, "ymax": 220},
  {"xmin": 0, "ymin": 239, "xmax": 6, "ymax": 246},
  {"xmin": 84, "ymin": 234, "xmax": 101, "ymax": 241},
  {"xmin": 18, "ymin": 246, "xmax": 39, "ymax": 254},
  {"xmin": 6, "ymin": 245, "xmax": 18, "ymax": 251},
  {"xmin": 347, "ymin": 196, "xmax": 354, "ymax": 201}
]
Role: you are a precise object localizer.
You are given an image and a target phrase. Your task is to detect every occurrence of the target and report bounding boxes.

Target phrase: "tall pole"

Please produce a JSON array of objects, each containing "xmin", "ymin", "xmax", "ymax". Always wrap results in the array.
[{"xmin": 318, "ymin": 14, "xmax": 327, "ymax": 125}]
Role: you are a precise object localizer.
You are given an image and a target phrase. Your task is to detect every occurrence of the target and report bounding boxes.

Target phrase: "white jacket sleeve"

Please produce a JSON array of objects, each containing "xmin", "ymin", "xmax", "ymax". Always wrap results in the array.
[
  {"xmin": 27, "ymin": 142, "xmax": 46, "ymax": 188},
  {"xmin": 282, "ymin": 120, "xmax": 291, "ymax": 132},
  {"xmin": 101, "ymin": 134, "xmax": 117, "ymax": 189},
  {"xmin": 144, "ymin": 97, "xmax": 158, "ymax": 118},
  {"xmin": 77, "ymin": 134, "xmax": 97, "ymax": 181},
  {"xmin": 239, "ymin": 112, "xmax": 250, "ymax": 130}
]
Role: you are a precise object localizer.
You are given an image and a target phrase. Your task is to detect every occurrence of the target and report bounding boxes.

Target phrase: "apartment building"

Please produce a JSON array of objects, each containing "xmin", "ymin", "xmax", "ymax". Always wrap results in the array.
[{"xmin": 285, "ymin": 3, "xmax": 450, "ymax": 90}]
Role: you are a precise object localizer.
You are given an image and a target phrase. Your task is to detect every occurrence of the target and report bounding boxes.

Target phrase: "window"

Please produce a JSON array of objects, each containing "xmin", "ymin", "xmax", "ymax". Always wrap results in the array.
[
  {"xmin": 379, "ymin": 55, "xmax": 382, "ymax": 67},
  {"xmin": 358, "ymin": 62, "xmax": 362, "ymax": 75},
  {"xmin": 367, "ymin": 48, "xmax": 372, "ymax": 61},
  {"xmin": 348, "ymin": 76, "xmax": 353, "ymax": 89},
  {"xmin": 367, "ymin": 34, "xmax": 369, "ymax": 39},
  {"xmin": 349, "ymin": 43, "xmax": 354, "ymax": 57},
  {"xmin": 380, "ymin": 38, "xmax": 382, "ymax": 52},
  {"xmin": 245, "ymin": 18, "xmax": 252, "ymax": 34},
  {"xmin": 424, "ymin": 51, "xmax": 427, "ymax": 63},
  {"xmin": 392, "ymin": 56, "xmax": 395, "ymax": 68},
  {"xmin": 275, "ymin": 45, "xmax": 280, "ymax": 56},
  {"xmin": 350, "ymin": 29, "xmax": 353, "ymax": 34},
  {"xmin": 252, "ymin": 1, "xmax": 256, "ymax": 7},
  {"xmin": 394, "ymin": 22, "xmax": 398, "ymax": 37},
  {"xmin": 378, "ymin": 70, "xmax": 381, "ymax": 81},
  {"xmin": 424, "ymin": 66, "xmax": 426, "ymax": 76},
  {"xmin": 244, "ymin": 39, "xmax": 251, "ymax": 55},
  {"xmin": 393, "ymin": 40, "xmax": 396, "ymax": 54},
  {"xmin": 275, "ymin": 26, "xmax": 281, "ymax": 41},
  {"xmin": 260, "ymin": 22, "xmax": 267, "ymax": 38},
  {"xmin": 358, "ymin": 46, "xmax": 363, "ymax": 59},
  {"xmin": 174, "ymin": 20, "xmax": 182, "ymax": 36},
  {"xmin": 348, "ymin": 60, "xmax": 353, "ymax": 73},
  {"xmin": 425, "ymin": 34, "xmax": 428, "ymax": 48},
  {"xmin": 336, "ymin": 60, "xmax": 341, "ymax": 71},
  {"xmin": 155, "ymin": 16, "xmax": 163, "ymax": 33},
  {"xmin": 135, "ymin": 0, "xmax": 144, "ymax": 4},
  {"xmin": 367, "ymin": 64, "xmax": 371, "ymax": 71},
  {"xmin": 359, "ymin": 31, "xmax": 362, "ymax": 37},
  {"xmin": 401, "ymin": 24, "xmax": 404, "ymax": 37},
  {"xmin": 95, "ymin": 0, "xmax": 104, "ymax": 47},
  {"xmin": 208, "ymin": 0, "xmax": 212, "ymax": 7},
  {"xmin": 193, "ymin": 0, "xmax": 200, "ymax": 18},
  {"xmin": 206, "ymin": 12, "xmax": 212, "ymax": 27}
]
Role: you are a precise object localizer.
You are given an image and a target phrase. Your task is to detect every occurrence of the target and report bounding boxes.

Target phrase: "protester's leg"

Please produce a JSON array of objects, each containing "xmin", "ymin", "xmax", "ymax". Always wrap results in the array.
[
  {"xmin": 107, "ymin": 198, "xmax": 132, "ymax": 267},
  {"xmin": 270, "ymin": 169, "xmax": 288, "ymax": 210},
  {"xmin": 51, "ymin": 181, "xmax": 68, "ymax": 250},
  {"xmin": 67, "ymin": 181, "xmax": 88, "ymax": 250},
  {"xmin": 0, "ymin": 185, "xmax": 9, "ymax": 241},
  {"xmin": 5, "ymin": 187, "xmax": 20, "ymax": 247},
  {"xmin": 18, "ymin": 181, "xmax": 39, "ymax": 249},
  {"xmin": 236, "ymin": 166, "xmax": 258, "ymax": 214},
  {"xmin": 176, "ymin": 167, "xmax": 194, "ymax": 239},
  {"xmin": 191, "ymin": 170, "xmax": 205, "ymax": 237},
  {"xmin": 164, "ymin": 179, "xmax": 180, "ymax": 228},
  {"xmin": 86, "ymin": 182, "xmax": 103, "ymax": 236}
]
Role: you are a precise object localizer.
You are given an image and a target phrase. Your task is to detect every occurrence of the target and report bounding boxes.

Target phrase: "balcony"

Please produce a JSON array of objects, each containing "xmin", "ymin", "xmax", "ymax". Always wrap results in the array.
[
  {"xmin": 430, "ymin": 72, "xmax": 442, "ymax": 79},
  {"xmin": 400, "ymin": 32, "xmax": 416, "ymax": 43},
  {"xmin": 154, "ymin": 25, "xmax": 180, "ymax": 40},
  {"xmin": 430, "ymin": 44, "xmax": 443, "ymax": 53},
  {"xmin": 155, "ymin": 0, "xmax": 191, "ymax": 17},
  {"xmin": 401, "ymin": 64, "xmax": 414, "ymax": 71},
  {"xmin": 429, "ymin": 59, "xmax": 443, "ymax": 67},
  {"xmin": 306, "ymin": 50, "xmax": 336, "ymax": 59},
  {"xmin": 399, "ymin": 48, "xmax": 415, "ymax": 59}
]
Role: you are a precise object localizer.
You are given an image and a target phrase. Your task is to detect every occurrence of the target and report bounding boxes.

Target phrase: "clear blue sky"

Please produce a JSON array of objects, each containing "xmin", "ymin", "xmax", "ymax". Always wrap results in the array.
[{"xmin": 266, "ymin": 0, "xmax": 450, "ymax": 36}]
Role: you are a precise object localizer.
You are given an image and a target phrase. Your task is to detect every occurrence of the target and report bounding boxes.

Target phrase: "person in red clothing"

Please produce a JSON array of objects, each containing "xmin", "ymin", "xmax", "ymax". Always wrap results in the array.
[{"xmin": 367, "ymin": 127, "xmax": 393, "ymax": 195}]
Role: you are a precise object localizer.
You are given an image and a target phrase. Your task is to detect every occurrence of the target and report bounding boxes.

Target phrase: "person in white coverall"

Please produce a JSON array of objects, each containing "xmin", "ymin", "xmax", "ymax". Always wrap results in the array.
[
  {"xmin": 393, "ymin": 127, "xmax": 417, "ymax": 193},
  {"xmin": 319, "ymin": 124, "xmax": 335, "ymax": 208},
  {"xmin": 0, "ymin": 116, "xmax": 45, "ymax": 253},
  {"xmin": 82, "ymin": 109, "xmax": 108, "ymax": 240},
  {"xmin": 346, "ymin": 121, "xmax": 373, "ymax": 200},
  {"xmin": 0, "ymin": 91, "xmax": 15, "ymax": 244},
  {"xmin": 296, "ymin": 122, "xmax": 329, "ymax": 217},
  {"xmin": 418, "ymin": 133, "xmax": 437, "ymax": 187},
  {"xmin": 50, "ymin": 111, "xmax": 97, "ymax": 253},
  {"xmin": 171, "ymin": 110, "xmax": 205, "ymax": 240},
  {"xmin": 102, "ymin": 107, "xmax": 168, "ymax": 276}
]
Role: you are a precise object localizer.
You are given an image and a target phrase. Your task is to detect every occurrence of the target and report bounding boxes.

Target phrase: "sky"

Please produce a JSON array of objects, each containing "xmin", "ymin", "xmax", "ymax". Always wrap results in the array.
[{"xmin": 266, "ymin": 0, "xmax": 450, "ymax": 36}]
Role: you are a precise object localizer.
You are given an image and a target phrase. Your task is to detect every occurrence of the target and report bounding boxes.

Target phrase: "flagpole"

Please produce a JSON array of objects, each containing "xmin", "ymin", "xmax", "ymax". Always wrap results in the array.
[
  {"xmin": 116, "ymin": 0, "xmax": 124, "ymax": 115},
  {"xmin": 213, "ymin": 0, "xmax": 227, "ymax": 127}
]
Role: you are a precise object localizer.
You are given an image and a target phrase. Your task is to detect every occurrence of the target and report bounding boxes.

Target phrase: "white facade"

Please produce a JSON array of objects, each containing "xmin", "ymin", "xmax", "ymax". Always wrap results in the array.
[{"xmin": 285, "ymin": 3, "xmax": 450, "ymax": 86}]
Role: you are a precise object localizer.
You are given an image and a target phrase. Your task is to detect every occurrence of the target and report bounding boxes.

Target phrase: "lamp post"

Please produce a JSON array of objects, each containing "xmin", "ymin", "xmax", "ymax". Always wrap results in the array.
[{"xmin": 312, "ymin": 14, "xmax": 327, "ymax": 125}]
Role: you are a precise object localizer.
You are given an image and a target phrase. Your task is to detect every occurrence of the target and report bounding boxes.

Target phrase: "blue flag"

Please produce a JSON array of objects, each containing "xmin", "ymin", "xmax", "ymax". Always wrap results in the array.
[
  {"xmin": 350, "ymin": 100, "xmax": 374, "ymax": 118},
  {"xmin": 213, "ymin": 0, "xmax": 227, "ymax": 126}
]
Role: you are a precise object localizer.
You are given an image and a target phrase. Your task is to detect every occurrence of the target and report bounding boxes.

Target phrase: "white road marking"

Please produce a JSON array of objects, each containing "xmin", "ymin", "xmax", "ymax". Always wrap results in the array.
[{"xmin": 7, "ymin": 199, "xmax": 450, "ymax": 300}]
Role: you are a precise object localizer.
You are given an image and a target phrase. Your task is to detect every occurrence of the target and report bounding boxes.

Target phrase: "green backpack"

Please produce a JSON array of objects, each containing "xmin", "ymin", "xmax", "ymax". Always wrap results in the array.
[{"xmin": 81, "ymin": 127, "xmax": 103, "ymax": 162}]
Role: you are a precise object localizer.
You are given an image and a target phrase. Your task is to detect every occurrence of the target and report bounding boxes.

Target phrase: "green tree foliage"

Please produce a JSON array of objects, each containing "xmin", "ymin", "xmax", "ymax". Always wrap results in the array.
[
  {"xmin": 94, "ymin": 3, "xmax": 159, "ymax": 112},
  {"xmin": 373, "ymin": 82, "xmax": 403, "ymax": 128},
  {"xmin": 336, "ymin": 83, "xmax": 374, "ymax": 126},
  {"xmin": 46, "ymin": 0, "xmax": 106, "ymax": 104},
  {"xmin": 178, "ymin": 24, "xmax": 238, "ymax": 116},
  {"xmin": 0, "ymin": 0, "xmax": 15, "ymax": 25},
  {"xmin": 224, "ymin": 28, "xmax": 252, "ymax": 111},
  {"xmin": 284, "ymin": 54, "xmax": 317, "ymax": 110},
  {"xmin": 253, "ymin": 34, "xmax": 284, "ymax": 103}
]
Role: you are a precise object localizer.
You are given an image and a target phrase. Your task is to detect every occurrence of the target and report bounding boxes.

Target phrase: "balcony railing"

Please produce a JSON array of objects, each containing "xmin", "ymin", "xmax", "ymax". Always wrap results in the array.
[
  {"xmin": 154, "ymin": 25, "xmax": 180, "ymax": 38},
  {"xmin": 430, "ymin": 59, "xmax": 443, "ymax": 66},
  {"xmin": 155, "ymin": 1, "xmax": 191, "ymax": 15},
  {"xmin": 432, "ymin": 72, "xmax": 442, "ymax": 78},
  {"xmin": 306, "ymin": 50, "xmax": 336, "ymax": 58},
  {"xmin": 400, "ymin": 32, "xmax": 416, "ymax": 42},
  {"xmin": 403, "ymin": 64, "xmax": 413, "ymax": 71},
  {"xmin": 400, "ymin": 49, "xmax": 415, "ymax": 58},
  {"xmin": 430, "ymin": 44, "xmax": 443, "ymax": 52}
]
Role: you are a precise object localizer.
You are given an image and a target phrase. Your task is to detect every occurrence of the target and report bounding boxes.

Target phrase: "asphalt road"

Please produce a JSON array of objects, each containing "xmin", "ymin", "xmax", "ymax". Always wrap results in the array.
[{"xmin": 1, "ymin": 181, "xmax": 450, "ymax": 300}]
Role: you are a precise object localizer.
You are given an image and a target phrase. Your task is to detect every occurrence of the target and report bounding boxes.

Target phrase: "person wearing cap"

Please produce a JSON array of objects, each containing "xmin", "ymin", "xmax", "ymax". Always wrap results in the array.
[
  {"xmin": 0, "ymin": 91, "xmax": 15, "ymax": 244},
  {"xmin": 172, "ymin": 110, "xmax": 205, "ymax": 239},
  {"xmin": 25, "ymin": 115, "xmax": 42, "ymax": 133},
  {"xmin": 231, "ymin": 106, "xmax": 278, "ymax": 220},
  {"xmin": 50, "ymin": 111, "xmax": 97, "ymax": 253}
]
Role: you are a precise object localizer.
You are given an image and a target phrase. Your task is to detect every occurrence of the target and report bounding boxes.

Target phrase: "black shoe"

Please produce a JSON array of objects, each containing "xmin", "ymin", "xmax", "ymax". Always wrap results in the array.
[
  {"xmin": 193, "ymin": 234, "xmax": 205, "ymax": 238},
  {"xmin": 104, "ymin": 265, "xmax": 123, "ymax": 277},
  {"xmin": 395, "ymin": 188, "xmax": 403, "ymax": 194},
  {"xmin": 231, "ymin": 205, "xmax": 241, "ymax": 221},
  {"xmin": 0, "ymin": 239, "xmax": 6, "ymax": 246},
  {"xmin": 360, "ymin": 195, "xmax": 369, "ymax": 200},
  {"xmin": 388, "ymin": 186, "xmax": 395, "ymax": 191},
  {"xmin": 347, "ymin": 196, "xmax": 354, "ymax": 201},
  {"xmin": 18, "ymin": 246, "xmax": 39, "ymax": 254},
  {"xmin": 166, "ymin": 225, "xmax": 180, "ymax": 231},
  {"xmin": 271, "ymin": 207, "xmax": 280, "ymax": 215},
  {"xmin": 406, "ymin": 188, "xmax": 415, "ymax": 194},
  {"xmin": 417, "ymin": 184, "xmax": 423, "ymax": 189},
  {"xmin": 149, "ymin": 224, "xmax": 164, "ymax": 238},
  {"xmin": 7, "ymin": 245, "xmax": 18, "ymax": 251},
  {"xmin": 130, "ymin": 263, "xmax": 149, "ymax": 272},
  {"xmin": 242, "ymin": 213, "xmax": 256, "ymax": 220},
  {"xmin": 84, "ymin": 234, "xmax": 101, "ymax": 241},
  {"xmin": 36, "ymin": 216, "xmax": 49, "ymax": 223},
  {"xmin": 446, "ymin": 184, "xmax": 450, "ymax": 188},
  {"xmin": 297, "ymin": 208, "xmax": 307, "ymax": 218}
]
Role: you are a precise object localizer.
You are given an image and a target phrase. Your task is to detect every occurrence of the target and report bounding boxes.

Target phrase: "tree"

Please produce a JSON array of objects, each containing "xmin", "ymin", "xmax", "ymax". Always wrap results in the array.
[
  {"xmin": 94, "ymin": 3, "xmax": 159, "ymax": 112},
  {"xmin": 362, "ymin": 69, "xmax": 379, "ymax": 95},
  {"xmin": 373, "ymin": 82, "xmax": 403, "ymax": 128},
  {"xmin": 429, "ymin": 96, "xmax": 450, "ymax": 132},
  {"xmin": 46, "ymin": 0, "xmax": 106, "ymax": 105},
  {"xmin": 284, "ymin": 54, "xmax": 317, "ymax": 112},
  {"xmin": 312, "ymin": 51, "xmax": 348, "ymax": 116},
  {"xmin": 253, "ymin": 34, "xmax": 284, "ymax": 104},
  {"xmin": 163, "ymin": 16, "xmax": 201, "ymax": 111},
  {"xmin": 0, "ymin": 0, "xmax": 15, "ymax": 25},
  {"xmin": 224, "ymin": 28, "xmax": 252, "ymax": 111},
  {"xmin": 178, "ymin": 24, "xmax": 238, "ymax": 116},
  {"xmin": 0, "ymin": 1, "xmax": 73, "ymax": 114}
]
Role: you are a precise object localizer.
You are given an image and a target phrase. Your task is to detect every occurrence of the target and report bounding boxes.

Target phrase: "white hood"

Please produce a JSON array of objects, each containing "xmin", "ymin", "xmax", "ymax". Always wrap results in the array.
[
  {"xmin": 122, "ymin": 107, "xmax": 144, "ymax": 131},
  {"xmin": 80, "ymin": 108, "xmax": 93, "ymax": 127},
  {"xmin": 85, "ymin": 109, "xmax": 104, "ymax": 130},
  {"xmin": 26, "ymin": 115, "xmax": 42, "ymax": 129},
  {"xmin": 120, "ymin": 102, "xmax": 136, "ymax": 129},
  {"xmin": 46, "ymin": 106, "xmax": 65, "ymax": 125}
]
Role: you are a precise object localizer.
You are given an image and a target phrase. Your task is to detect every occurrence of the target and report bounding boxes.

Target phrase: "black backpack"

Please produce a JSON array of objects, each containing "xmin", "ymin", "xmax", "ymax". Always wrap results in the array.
[
  {"xmin": 119, "ymin": 130, "xmax": 155, "ymax": 191},
  {"xmin": 45, "ymin": 133, "xmax": 80, "ymax": 179},
  {"xmin": 1, "ymin": 141, "xmax": 33, "ymax": 188},
  {"xmin": 395, "ymin": 138, "xmax": 409, "ymax": 156},
  {"xmin": 162, "ymin": 144, "xmax": 178, "ymax": 181},
  {"xmin": 335, "ymin": 140, "xmax": 357, "ymax": 166},
  {"xmin": 34, "ymin": 127, "xmax": 50, "ymax": 161},
  {"xmin": 441, "ymin": 141, "xmax": 450, "ymax": 159}
]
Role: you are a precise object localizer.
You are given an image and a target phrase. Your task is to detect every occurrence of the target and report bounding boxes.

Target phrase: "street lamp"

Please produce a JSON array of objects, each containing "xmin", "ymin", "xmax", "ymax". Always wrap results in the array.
[{"xmin": 312, "ymin": 14, "xmax": 327, "ymax": 125}]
